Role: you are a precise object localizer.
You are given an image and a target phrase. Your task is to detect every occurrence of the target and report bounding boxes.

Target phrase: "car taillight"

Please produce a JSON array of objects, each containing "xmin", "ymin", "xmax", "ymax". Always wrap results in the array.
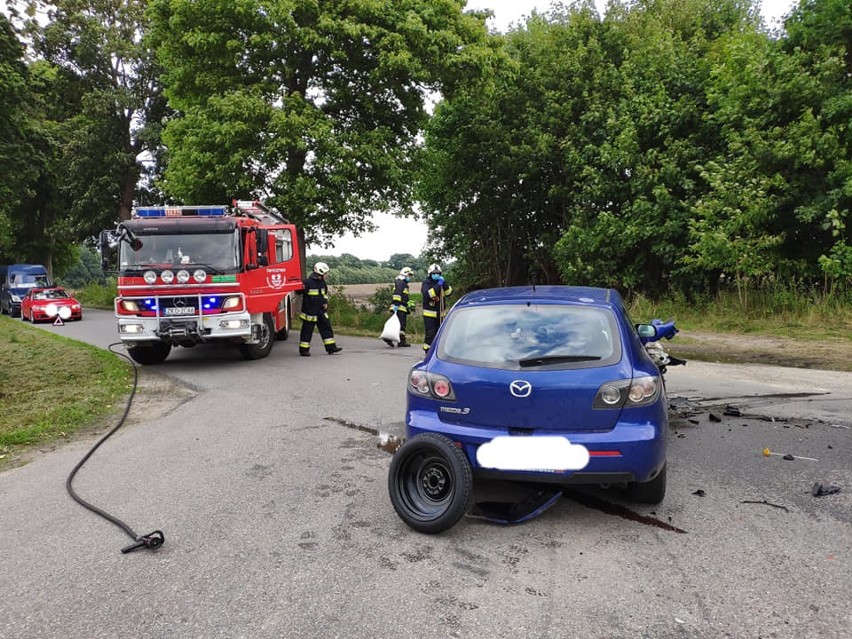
[
  {"xmin": 409, "ymin": 370, "xmax": 456, "ymax": 401},
  {"xmin": 593, "ymin": 376, "xmax": 660, "ymax": 409}
]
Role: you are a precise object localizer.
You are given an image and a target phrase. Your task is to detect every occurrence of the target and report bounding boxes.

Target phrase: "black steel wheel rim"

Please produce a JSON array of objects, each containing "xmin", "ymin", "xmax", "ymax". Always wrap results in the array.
[{"xmin": 397, "ymin": 451, "xmax": 455, "ymax": 521}]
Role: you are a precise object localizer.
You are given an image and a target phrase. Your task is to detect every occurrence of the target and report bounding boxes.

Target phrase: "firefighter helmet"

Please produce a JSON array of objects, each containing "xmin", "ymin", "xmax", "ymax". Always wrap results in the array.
[
  {"xmin": 314, "ymin": 262, "xmax": 330, "ymax": 276},
  {"xmin": 399, "ymin": 267, "xmax": 413, "ymax": 277},
  {"xmin": 427, "ymin": 263, "xmax": 442, "ymax": 275}
]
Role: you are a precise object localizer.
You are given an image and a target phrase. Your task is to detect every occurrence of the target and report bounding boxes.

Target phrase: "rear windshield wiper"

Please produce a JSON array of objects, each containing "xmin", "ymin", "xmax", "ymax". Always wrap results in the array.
[{"xmin": 518, "ymin": 355, "xmax": 602, "ymax": 367}]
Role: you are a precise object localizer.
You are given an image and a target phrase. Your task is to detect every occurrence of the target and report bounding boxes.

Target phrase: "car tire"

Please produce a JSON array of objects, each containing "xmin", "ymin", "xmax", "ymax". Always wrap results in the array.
[
  {"xmin": 388, "ymin": 432, "xmax": 473, "ymax": 534},
  {"xmin": 276, "ymin": 299, "xmax": 290, "ymax": 341},
  {"xmin": 239, "ymin": 314, "xmax": 275, "ymax": 360},
  {"xmin": 628, "ymin": 462, "xmax": 666, "ymax": 504},
  {"xmin": 127, "ymin": 343, "xmax": 172, "ymax": 365}
]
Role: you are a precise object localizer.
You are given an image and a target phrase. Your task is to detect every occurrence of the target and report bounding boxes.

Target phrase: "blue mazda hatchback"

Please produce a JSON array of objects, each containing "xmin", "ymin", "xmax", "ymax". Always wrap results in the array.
[{"xmin": 388, "ymin": 286, "xmax": 668, "ymax": 533}]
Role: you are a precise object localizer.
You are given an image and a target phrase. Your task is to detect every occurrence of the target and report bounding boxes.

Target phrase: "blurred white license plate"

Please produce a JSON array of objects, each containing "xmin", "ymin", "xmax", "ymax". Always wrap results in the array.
[
  {"xmin": 476, "ymin": 436, "xmax": 589, "ymax": 472},
  {"xmin": 165, "ymin": 307, "xmax": 195, "ymax": 316}
]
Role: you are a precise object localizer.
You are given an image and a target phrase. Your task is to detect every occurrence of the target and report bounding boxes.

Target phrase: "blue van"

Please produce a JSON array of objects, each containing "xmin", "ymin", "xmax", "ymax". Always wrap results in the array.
[{"xmin": 0, "ymin": 264, "xmax": 53, "ymax": 316}]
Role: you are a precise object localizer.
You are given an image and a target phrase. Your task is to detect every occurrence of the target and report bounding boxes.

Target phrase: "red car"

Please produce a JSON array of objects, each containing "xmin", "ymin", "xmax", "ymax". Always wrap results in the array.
[{"xmin": 20, "ymin": 287, "xmax": 83, "ymax": 322}]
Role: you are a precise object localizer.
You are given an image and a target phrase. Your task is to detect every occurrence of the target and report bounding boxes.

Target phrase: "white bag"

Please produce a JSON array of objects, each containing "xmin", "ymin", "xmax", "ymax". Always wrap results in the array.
[{"xmin": 380, "ymin": 313, "xmax": 401, "ymax": 344}]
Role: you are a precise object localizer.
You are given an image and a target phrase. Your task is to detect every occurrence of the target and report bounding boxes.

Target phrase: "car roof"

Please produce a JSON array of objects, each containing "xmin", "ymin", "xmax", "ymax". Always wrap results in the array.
[{"xmin": 455, "ymin": 285, "xmax": 623, "ymax": 310}]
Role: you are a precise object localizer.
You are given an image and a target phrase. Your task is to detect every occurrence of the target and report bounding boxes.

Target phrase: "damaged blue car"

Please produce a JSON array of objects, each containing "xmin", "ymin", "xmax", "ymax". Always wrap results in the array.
[{"xmin": 388, "ymin": 286, "xmax": 669, "ymax": 533}]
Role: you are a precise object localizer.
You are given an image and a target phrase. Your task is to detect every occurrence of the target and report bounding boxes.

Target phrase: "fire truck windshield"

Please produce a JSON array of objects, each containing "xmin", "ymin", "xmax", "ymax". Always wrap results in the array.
[{"xmin": 119, "ymin": 231, "xmax": 239, "ymax": 272}]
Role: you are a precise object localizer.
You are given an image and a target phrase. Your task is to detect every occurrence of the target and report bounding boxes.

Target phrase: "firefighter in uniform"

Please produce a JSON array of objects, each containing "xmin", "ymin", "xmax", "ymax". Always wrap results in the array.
[
  {"xmin": 421, "ymin": 263, "xmax": 452, "ymax": 352},
  {"xmin": 384, "ymin": 267, "xmax": 415, "ymax": 348},
  {"xmin": 298, "ymin": 262, "xmax": 343, "ymax": 356}
]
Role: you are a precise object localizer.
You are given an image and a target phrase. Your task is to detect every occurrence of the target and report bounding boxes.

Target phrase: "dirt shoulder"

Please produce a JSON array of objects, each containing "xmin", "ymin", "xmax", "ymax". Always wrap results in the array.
[{"xmin": 669, "ymin": 331, "xmax": 852, "ymax": 373}]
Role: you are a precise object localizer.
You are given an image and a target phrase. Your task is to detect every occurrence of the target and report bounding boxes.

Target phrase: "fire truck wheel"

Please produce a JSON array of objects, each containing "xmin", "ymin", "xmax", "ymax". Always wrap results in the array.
[
  {"xmin": 276, "ymin": 299, "xmax": 290, "ymax": 341},
  {"xmin": 127, "ymin": 342, "xmax": 172, "ymax": 365},
  {"xmin": 388, "ymin": 433, "xmax": 473, "ymax": 534},
  {"xmin": 239, "ymin": 314, "xmax": 275, "ymax": 360}
]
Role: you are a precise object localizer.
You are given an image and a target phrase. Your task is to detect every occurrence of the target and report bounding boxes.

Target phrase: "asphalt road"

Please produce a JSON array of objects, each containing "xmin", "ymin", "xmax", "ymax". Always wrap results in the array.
[{"xmin": 1, "ymin": 310, "xmax": 850, "ymax": 639}]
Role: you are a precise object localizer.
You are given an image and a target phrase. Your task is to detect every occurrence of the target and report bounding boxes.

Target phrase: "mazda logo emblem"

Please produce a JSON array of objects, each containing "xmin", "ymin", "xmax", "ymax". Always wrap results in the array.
[{"xmin": 509, "ymin": 380, "xmax": 532, "ymax": 398}]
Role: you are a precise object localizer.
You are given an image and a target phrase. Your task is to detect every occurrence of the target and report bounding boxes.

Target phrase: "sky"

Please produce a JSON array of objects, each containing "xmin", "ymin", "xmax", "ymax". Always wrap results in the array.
[{"xmin": 311, "ymin": 0, "xmax": 799, "ymax": 261}]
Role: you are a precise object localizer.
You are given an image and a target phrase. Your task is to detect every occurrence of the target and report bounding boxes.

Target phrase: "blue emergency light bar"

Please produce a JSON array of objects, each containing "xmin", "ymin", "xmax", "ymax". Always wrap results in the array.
[{"xmin": 133, "ymin": 206, "xmax": 228, "ymax": 218}]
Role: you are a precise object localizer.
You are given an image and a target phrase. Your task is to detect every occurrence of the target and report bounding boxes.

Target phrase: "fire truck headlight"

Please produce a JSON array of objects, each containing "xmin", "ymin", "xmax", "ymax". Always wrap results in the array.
[
  {"xmin": 177, "ymin": 269, "xmax": 190, "ymax": 284},
  {"xmin": 120, "ymin": 300, "xmax": 140, "ymax": 312},
  {"xmin": 219, "ymin": 319, "xmax": 249, "ymax": 329},
  {"xmin": 120, "ymin": 323, "xmax": 145, "ymax": 334},
  {"xmin": 161, "ymin": 270, "xmax": 175, "ymax": 284},
  {"xmin": 222, "ymin": 296, "xmax": 242, "ymax": 310},
  {"xmin": 143, "ymin": 270, "xmax": 157, "ymax": 284},
  {"xmin": 193, "ymin": 269, "xmax": 207, "ymax": 283}
]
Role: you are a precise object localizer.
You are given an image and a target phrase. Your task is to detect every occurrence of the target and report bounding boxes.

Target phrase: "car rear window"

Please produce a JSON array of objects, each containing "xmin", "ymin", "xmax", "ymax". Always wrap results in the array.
[{"xmin": 437, "ymin": 303, "xmax": 622, "ymax": 370}]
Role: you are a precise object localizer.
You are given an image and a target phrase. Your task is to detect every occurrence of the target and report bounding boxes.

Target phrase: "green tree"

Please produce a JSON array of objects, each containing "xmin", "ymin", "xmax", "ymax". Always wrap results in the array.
[
  {"xmin": 685, "ymin": 0, "xmax": 851, "ymax": 292},
  {"xmin": 22, "ymin": 0, "xmax": 168, "ymax": 233},
  {"xmin": 0, "ymin": 14, "xmax": 36, "ymax": 260},
  {"xmin": 148, "ymin": 0, "xmax": 499, "ymax": 268}
]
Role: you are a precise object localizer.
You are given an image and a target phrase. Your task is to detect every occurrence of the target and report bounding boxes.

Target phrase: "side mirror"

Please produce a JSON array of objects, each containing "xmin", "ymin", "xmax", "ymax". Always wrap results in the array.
[
  {"xmin": 98, "ymin": 230, "xmax": 111, "ymax": 271},
  {"xmin": 636, "ymin": 324, "xmax": 657, "ymax": 339}
]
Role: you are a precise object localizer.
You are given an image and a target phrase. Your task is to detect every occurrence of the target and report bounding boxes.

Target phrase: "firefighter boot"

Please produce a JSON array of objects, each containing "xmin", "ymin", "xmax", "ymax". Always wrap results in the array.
[
  {"xmin": 383, "ymin": 338, "xmax": 396, "ymax": 348},
  {"xmin": 398, "ymin": 334, "xmax": 411, "ymax": 347},
  {"xmin": 299, "ymin": 348, "xmax": 311, "ymax": 357},
  {"xmin": 326, "ymin": 345, "xmax": 343, "ymax": 354}
]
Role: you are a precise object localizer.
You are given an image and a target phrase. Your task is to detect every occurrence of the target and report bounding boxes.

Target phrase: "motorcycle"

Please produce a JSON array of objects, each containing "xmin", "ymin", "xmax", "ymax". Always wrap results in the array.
[{"xmin": 640, "ymin": 319, "xmax": 687, "ymax": 379}]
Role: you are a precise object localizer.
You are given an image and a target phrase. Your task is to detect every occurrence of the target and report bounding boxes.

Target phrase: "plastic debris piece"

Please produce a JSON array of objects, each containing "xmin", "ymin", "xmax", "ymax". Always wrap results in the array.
[
  {"xmin": 470, "ymin": 489, "xmax": 563, "ymax": 525},
  {"xmin": 812, "ymin": 482, "xmax": 842, "ymax": 497},
  {"xmin": 724, "ymin": 406, "xmax": 741, "ymax": 417},
  {"xmin": 692, "ymin": 489, "xmax": 706, "ymax": 497},
  {"xmin": 709, "ymin": 413, "xmax": 722, "ymax": 422},
  {"xmin": 762, "ymin": 447, "xmax": 818, "ymax": 461}
]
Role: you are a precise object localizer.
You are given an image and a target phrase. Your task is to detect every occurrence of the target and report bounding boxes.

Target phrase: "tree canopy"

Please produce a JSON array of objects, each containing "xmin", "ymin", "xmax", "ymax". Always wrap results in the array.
[
  {"xmin": 0, "ymin": 0, "xmax": 848, "ymax": 297},
  {"xmin": 147, "ymin": 0, "xmax": 500, "ymax": 248}
]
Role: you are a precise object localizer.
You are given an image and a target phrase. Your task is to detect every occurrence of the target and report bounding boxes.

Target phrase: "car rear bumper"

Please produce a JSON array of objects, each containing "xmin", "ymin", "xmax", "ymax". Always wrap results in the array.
[{"xmin": 406, "ymin": 409, "xmax": 667, "ymax": 484}]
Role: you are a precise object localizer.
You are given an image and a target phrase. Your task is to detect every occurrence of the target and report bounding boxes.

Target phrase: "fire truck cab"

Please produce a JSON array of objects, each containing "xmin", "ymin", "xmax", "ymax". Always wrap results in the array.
[{"xmin": 101, "ymin": 201, "xmax": 303, "ymax": 365}]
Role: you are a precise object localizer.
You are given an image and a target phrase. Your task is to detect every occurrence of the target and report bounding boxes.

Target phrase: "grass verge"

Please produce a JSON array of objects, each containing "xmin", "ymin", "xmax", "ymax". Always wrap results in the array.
[{"xmin": 0, "ymin": 316, "xmax": 132, "ymax": 469}]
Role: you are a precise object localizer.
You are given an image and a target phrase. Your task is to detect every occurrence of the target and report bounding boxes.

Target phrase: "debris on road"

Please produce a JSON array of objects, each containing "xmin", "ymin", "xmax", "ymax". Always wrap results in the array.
[
  {"xmin": 692, "ymin": 489, "xmax": 706, "ymax": 497},
  {"xmin": 812, "ymin": 482, "xmax": 842, "ymax": 497},
  {"xmin": 740, "ymin": 499, "xmax": 790, "ymax": 512},
  {"xmin": 762, "ymin": 447, "xmax": 818, "ymax": 462}
]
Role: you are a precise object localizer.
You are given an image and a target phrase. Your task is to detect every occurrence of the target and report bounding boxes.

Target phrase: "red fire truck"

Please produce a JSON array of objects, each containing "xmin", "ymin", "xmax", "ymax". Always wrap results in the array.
[{"xmin": 100, "ymin": 201, "xmax": 303, "ymax": 364}]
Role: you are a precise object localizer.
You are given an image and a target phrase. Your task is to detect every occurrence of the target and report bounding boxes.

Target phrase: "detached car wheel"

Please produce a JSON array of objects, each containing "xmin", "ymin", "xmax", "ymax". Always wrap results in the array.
[
  {"xmin": 627, "ymin": 462, "xmax": 667, "ymax": 504},
  {"xmin": 388, "ymin": 433, "xmax": 473, "ymax": 534}
]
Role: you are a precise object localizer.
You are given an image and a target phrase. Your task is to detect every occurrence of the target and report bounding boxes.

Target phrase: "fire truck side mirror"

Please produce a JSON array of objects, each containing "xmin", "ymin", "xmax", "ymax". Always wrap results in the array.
[
  {"xmin": 98, "ymin": 230, "xmax": 111, "ymax": 271},
  {"xmin": 256, "ymin": 228, "xmax": 269, "ymax": 266}
]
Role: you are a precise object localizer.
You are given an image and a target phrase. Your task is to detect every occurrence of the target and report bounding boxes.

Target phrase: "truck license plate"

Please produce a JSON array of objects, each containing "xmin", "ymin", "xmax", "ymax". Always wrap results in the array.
[{"xmin": 164, "ymin": 307, "xmax": 195, "ymax": 316}]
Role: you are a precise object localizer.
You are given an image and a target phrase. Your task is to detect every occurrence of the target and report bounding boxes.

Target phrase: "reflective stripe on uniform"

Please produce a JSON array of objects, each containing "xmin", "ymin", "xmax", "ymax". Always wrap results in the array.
[
  {"xmin": 323, "ymin": 338, "xmax": 336, "ymax": 345},
  {"xmin": 307, "ymin": 290, "xmax": 320, "ymax": 295},
  {"xmin": 423, "ymin": 310, "xmax": 438, "ymax": 318},
  {"xmin": 299, "ymin": 342, "xmax": 311, "ymax": 348},
  {"xmin": 300, "ymin": 313, "xmax": 318, "ymax": 321}
]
